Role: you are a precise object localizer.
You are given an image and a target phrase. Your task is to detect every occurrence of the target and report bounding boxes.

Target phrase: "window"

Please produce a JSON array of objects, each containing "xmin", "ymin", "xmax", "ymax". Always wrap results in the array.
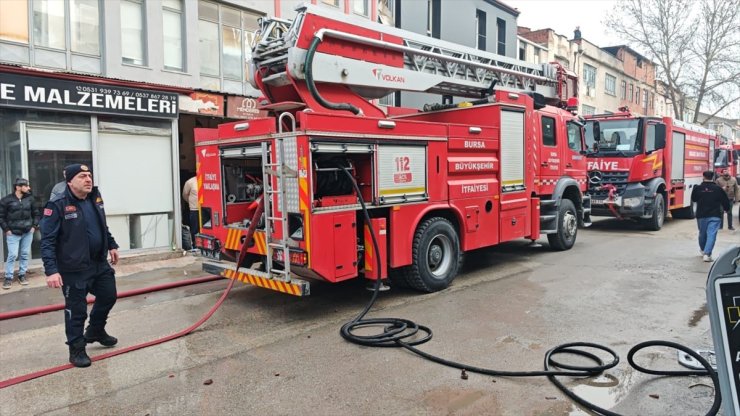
[
  {"xmin": 198, "ymin": 1, "xmax": 263, "ymax": 86},
  {"xmin": 70, "ymin": 0, "xmax": 99, "ymax": 55},
  {"xmin": 378, "ymin": 0, "xmax": 395, "ymax": 25},
  {"xmin": 567, "ymin": 122, "xmax": 582, "ymax": 151},
  {"xmin": 322, "ymin": 0, "xmax": 339, "ymax": 6},
  {"xmin": 353, "ymin": 0, "xmax": 369, "ymax": 16},
  {"xmin": 1, "ymin": 0, "xmax": 29, "ymax": 43},
  {"xmin": 221, "ymin": 6, "xmax": 242, "ymax": 80},
  {"xmin": 496, "ymin": 18, "xmax": 506, "ymax": 55},
  {"xmin": 629, "ymin": 83, "xmax": 633, "ymax": 101},
  {"xmin": 427, "ymin": 0, "xmax": 440, "ymax": 38},
  {"xmin": 33, "ymin": 0, "xmax": 66, "ymax": 49},
  {"xmin": 476, "ymin": 10, "xmax": 486, "ymax": 51},
  {"xmin": 583, "ymin": 64, "xmax": 596, "ymax": 89},
  {"xmin": 635, "ymin": 87, "xmax": 640, "ymax": 104},
  {"xmin": 643, "ymin": 89, "xmax": 648, "ymax": 111},
  {"xmin": 163, "ymin": 0, "xmax": 184, "ymax": 71},
  {"xmin": 645, "ymin": 123, "xmax": 656, "ymax": 151},
  {"xmin": 541, "ymin": 117, "xmax": 556, "ymax": 146},
  {"xmin": 605, "ymin": 73, "xmax": 616, "ymax": 96},
  {"xmin": 581, "ymin": 104, "xmax": 596, "ymax": 116},
  {"xmin": 620, "ymin": 80, "xmax": 626, "ymax": 100},
  {"xmin": 121, "ymin": 0, "xmax": 146, "ymax": 65},
  {"xmin": 519, "ymin": 47, "xmax": 525, "ymax": 60}
]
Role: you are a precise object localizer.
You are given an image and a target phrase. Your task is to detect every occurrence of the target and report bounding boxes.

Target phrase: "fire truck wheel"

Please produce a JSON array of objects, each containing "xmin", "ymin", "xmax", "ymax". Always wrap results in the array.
[
  {"xmin": 547, "ymin": 199, "xmax": 577, "ymax": 251},
  {"xmin": 403, "ymin": 217, "xmax": 461, "ymax": 293},
  {"xmin": 643, "ymin": 193, "xmax": 665, "ymax": 231}
]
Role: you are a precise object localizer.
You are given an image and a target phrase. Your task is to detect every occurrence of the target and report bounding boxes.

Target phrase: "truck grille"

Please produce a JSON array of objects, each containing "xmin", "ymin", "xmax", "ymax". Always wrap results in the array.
[{"xmin": 588, "ymin": 171, "xmax": 629, "ymax": 197}]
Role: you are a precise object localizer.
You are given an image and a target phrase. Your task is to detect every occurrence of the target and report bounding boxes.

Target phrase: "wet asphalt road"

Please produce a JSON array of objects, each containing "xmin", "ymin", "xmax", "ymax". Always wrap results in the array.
[{"xmin": 0, "ymin": 217, "xmax": 738, "ymax": 415}]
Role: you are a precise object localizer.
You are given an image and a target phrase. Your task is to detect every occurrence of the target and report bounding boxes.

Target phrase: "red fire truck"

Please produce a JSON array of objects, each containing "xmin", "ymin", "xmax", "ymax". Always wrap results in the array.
[
  {"xmin": 583, "ymin": 109, "xmax": 717, "ymax": 230},
  {"xmin": 713, "ymin": 143, "xmax": 740, "ymax": 181},
  {"xmin": 193, "ymin": 5, "xmax": 591, "ymax": 296}
]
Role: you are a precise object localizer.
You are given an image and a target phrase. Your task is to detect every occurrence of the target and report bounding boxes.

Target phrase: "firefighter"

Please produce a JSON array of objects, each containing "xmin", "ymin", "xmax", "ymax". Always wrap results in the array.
[{"xmin": 40, "ymin": 164, "xmax": 120, "ymax": 368}]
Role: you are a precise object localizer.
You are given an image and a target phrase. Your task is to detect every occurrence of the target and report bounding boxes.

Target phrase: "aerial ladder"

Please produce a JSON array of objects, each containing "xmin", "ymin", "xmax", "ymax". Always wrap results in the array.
[{"xmin": 249, "ymin": 4, "xmax": 578, "ymax": 118}]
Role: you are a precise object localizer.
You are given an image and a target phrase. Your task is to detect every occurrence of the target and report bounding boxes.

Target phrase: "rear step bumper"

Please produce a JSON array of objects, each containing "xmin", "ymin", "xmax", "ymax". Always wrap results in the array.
[{"xmin": 203, "ymin": 261, "xmax": 310, "ymax": 296}]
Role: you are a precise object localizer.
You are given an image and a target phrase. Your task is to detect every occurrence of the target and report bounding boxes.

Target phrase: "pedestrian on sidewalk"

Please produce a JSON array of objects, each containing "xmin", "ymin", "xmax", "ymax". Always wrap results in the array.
[
  {"xmin": 0, "ymin": 178, "xmax": 40, "ymax": 289},
  {"xmin": 182, "ymin": 175, "xmax": 199, "ymax": 250},
  {"xmin": 692, "ymin": 170, "xmax": 731, "ymax": 262},
  {"xmin": 40, "ymin": 164, "xmax": 120, "ymax": 368},
  {"xmin": 715, "ymin": 168, "xmax": 739, "ymax": 230}
]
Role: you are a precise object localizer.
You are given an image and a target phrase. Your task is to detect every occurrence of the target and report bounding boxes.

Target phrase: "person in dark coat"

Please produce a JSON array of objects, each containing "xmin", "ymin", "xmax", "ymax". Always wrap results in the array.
[
  {"xmin": 0, "ymin": 178, "xmax": 40, "ymax": 289},
  {"xmin": 40, "ymin": 164, "xmax": 120, "ymax": 368},
  {"xmin": 691, "ymin": 170, "xmax": 731, "ymax": 262}
]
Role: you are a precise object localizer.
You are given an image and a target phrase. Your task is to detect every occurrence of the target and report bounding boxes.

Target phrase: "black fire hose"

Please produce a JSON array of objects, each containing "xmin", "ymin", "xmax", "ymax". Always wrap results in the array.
[
  {"xmin": 305, "ymin": 36, "xmax": 362, "ymax": 116},
  {"xmin": 336, "ymin": 167, "xmax": 721, "ymax": 415}
]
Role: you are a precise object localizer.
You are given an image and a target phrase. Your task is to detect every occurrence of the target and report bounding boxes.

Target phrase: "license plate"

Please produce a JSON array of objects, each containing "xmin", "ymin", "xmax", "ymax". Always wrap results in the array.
[{"xmin": 592, "ymin": 199, "xmax": 605, "ymax": 205}]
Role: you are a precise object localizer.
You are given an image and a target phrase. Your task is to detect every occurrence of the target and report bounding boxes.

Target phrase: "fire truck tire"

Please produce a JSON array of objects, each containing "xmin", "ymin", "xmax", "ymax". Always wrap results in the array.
[
  {"xmin": 402, "ymin": 217, "xmax": 461, "ymax": 293},
  {"xmin": 547, "ymin": 199, "xmax": 577, "ymax": 251},
  {"xmin": 642, "ymin": 193, "xmax": 665, "ymax": 231}
]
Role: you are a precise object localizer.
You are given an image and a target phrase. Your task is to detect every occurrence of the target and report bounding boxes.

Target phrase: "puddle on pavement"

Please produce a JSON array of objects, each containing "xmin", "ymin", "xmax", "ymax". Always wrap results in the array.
[
  {"xmin": 688, "ymin": 304, "xmax": 707, "ymax": 327},
  {"xmin": 566, "ymin": 371, "xmax": 632, "ymax": 415}
]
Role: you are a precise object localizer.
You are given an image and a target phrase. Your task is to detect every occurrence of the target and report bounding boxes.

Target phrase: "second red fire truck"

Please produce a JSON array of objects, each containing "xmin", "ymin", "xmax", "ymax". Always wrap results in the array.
[
  {"xmin": 583, "ymin": 109, "xmax": 717, "ymax": 230},
  {"xmin": 193, "ymin": 5, "xmax": 591, "ymax": 296}
]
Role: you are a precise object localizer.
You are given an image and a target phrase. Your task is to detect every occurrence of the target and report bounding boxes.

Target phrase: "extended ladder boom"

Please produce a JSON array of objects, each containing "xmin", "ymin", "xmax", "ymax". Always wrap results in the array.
[{"xmin": 250, "ymin": 4, "xmax": 575, "ymax": 107}]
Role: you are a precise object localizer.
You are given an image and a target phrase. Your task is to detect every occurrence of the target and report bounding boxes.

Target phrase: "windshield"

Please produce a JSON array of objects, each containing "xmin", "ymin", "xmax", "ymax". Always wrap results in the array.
[
  {"xmin": 585, "ymin": 119, "xmax": 641, "ymax": 155},
  {"xmin": 714, "ymin": 149, "xmax": 729, "ymax": 167}
]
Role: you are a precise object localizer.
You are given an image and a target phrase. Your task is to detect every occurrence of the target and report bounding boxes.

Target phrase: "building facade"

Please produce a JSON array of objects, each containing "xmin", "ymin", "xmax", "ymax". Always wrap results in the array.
[{"xmin": 518, "ymin": 27, "xmax": 657, "ymax": 117}]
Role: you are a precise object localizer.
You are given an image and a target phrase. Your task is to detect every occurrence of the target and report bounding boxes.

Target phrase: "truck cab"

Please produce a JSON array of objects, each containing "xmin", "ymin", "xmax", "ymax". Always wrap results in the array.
[{"xmin": 714, "ymin": 144, "xmax": 740, "ymax": 181}]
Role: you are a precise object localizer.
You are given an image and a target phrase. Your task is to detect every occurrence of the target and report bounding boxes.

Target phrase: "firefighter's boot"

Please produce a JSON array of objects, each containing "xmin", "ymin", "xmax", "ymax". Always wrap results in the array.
[
  {"xmin": 84, "ymin": 326, "xmax": 118, "ymax": 347},
  {"xmin": 69, "ymin": 339, "xmax": 92, "ymax": 368}
]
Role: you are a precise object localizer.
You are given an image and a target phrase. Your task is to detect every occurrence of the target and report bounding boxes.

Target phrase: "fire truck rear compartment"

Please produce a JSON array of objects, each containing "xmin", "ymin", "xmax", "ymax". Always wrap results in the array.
[{"xmin": 222, "ymin": 156, "xmax": 263, "ymax": 227}]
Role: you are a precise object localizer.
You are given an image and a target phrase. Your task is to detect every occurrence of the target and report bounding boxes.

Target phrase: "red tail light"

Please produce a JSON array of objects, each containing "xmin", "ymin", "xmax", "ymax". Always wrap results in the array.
[{"xmin": 273, "ymin": 249, "xmax": 307, "ymax": 266}]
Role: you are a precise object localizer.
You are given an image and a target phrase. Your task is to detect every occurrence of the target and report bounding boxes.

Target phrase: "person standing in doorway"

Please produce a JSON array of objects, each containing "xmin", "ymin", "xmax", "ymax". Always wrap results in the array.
[
  {"xmin": 0, "ymin": 178, "xmax": 40, "ymax": 289},
  {"xmin": 692, "ymin": 170, "xmax": 731, "ymax": 262},
  {"xmin": 40, "ymin": 164, "xmax": 120, "ymax": 368},
  {"xmin": 49, "ymin": 169, "xmax": 67, "ymax": 201},
  {"xmin": 182, "ymin": 175, "xmax": 199, "ymax": 250},
  {"xmin": 715, "ymin": 168, "xmax": 739, "ymax": 230}
]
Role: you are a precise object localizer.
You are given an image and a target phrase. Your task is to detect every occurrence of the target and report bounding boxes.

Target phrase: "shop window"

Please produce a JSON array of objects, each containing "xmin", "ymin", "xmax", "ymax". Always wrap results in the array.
[
  {"xmin": 163, "ymin": 0, "xmax": 184, "ymax": 71},
  {"xmin": 121, "ymin": 0, "xmax": 146, "ymax": 65},
  {"xmin": 0, "ymin": 0, "xmax": 29, "ymax": 43}
]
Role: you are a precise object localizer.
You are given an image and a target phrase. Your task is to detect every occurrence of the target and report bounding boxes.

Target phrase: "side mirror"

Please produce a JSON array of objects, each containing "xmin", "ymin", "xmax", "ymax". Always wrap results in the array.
[
  {"xmin": 592, "ymin": 121, "xmax": 601, "ymax": 142},
  {"xmin": 655, "ymin": 124, "xmax": 666, "ymax": 150}
]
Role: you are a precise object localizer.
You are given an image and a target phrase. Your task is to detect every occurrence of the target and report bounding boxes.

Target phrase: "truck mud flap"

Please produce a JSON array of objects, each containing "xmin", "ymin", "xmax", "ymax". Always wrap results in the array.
[{"xmin": 203, "ymin": 261, "xmax": 310, "ymax": 297}]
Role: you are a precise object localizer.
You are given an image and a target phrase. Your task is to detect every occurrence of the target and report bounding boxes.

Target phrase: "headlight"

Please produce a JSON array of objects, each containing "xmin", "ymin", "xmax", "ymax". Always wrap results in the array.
[{"xmin": 623, "ymin": 197, "xmax": 642, "ymax": 208}]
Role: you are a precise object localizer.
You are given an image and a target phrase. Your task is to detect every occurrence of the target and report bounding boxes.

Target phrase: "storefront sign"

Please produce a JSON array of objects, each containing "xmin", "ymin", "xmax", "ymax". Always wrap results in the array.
[
  {"xmin": 0, "ymin": 72, "xmax": 179, "ymax": 119},
  {"xmin": 227, "ymin": 96, "xmax": 267, "ymax": 119},
  {"xmin": 179, "ymin": 92, "xmax": 224, "ymax": 116}
]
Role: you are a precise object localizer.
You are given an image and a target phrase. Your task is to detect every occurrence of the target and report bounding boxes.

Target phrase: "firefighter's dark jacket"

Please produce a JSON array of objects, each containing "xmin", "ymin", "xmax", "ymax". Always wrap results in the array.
[
  {"xmin": 0, "ymin": 192, "xmax": 40, "ymax": 235},
  {"xmin": 40, "ymin": 185, "xmax": 119, "ymax": 276}
]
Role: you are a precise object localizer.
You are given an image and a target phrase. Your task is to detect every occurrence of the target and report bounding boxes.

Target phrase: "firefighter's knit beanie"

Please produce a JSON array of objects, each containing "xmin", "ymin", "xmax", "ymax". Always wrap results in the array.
[{"xmin": 64, "ymin": 164, "xmax": 92, "ymax": 182}]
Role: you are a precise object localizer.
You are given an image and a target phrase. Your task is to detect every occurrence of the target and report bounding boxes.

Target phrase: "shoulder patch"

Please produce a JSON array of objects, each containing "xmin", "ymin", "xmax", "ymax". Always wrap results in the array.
[{"xmin": 44, "ymin": 208, "xmax": 53, "ymax": 216}]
